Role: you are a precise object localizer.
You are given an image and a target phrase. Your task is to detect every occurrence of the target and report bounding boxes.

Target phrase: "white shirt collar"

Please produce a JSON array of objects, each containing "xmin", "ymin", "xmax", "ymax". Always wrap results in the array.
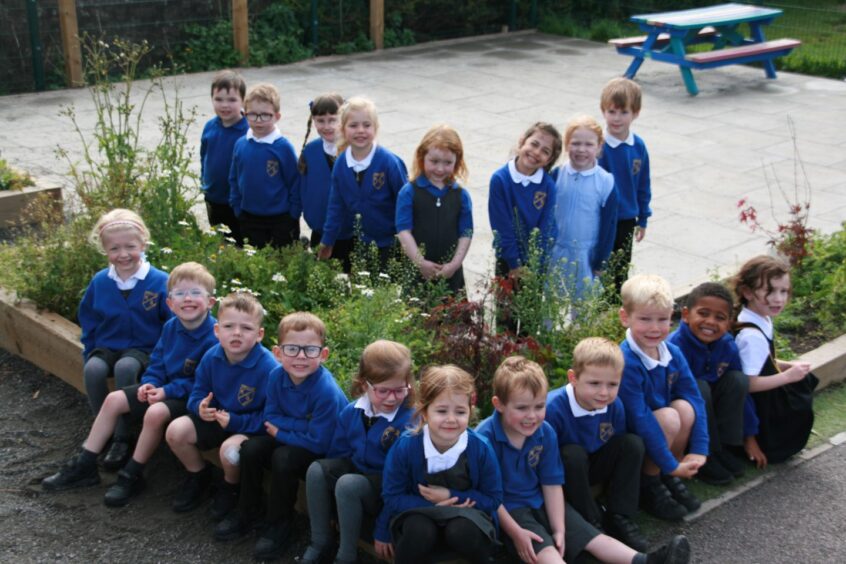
[
  {"xmin": 738, "ymin": 307, "xmax": 773, "ymax": 340},
  {"xmin": 423, "ymin": 425, "xmax": 468, "ymax": 473},
  {"xmin": 565, "ymin": 383, "xmax": 608, "ymax": 417},
  {"xmin": 354, "ymin": 394, "xmax": 400, "ymax": 422},
  {"xmin": 564, "ymin": 162, "xmax": 599, "ymax": 177},
  {"xmin": 246, "ymin": 128, "xmax": 282, "ymax": 144},
  {"xmin": 107, "ymin": 260, "xmax": 150, "ymax": 290},
  {"xmin": 605, "ymin": 130, "xmax": 635, "ymax": 148},
  {"xmin": 323, "ymin": 139, "xmax": 338, "ymax": 157},
  {"xmin": 508, "ymin": 158, "xmax": 544, "ymax": 187},
  {"xmin": 345, "ymin": 143, "xmax": 377, "ymax": 172},
  {"xmin": 626, "ymin": 328, "xmax": 673, "ymax": 369}
]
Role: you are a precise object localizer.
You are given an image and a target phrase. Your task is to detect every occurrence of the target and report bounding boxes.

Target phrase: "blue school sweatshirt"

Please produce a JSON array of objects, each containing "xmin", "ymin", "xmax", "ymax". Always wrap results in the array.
[
  {"xmin": 326, "ymin": 399, "xmax": 414, "ymax": 475},
  {"xmin": 320, "ymin": 145, "xmax": 408, "ymax": 248},
  {"xmin": 668, "ymin": 322, "xmax": 744, "ymax": 384},
  {"xmin": 374, "ymin": 429, "xmax": 503, "ymax": 543},
  {"xmin": 488, "ymin": 163, "xmax": 557, "ymax": 270},
  {"xmin": 140, "ymin": 314, "xmax": 218, "ymax": 401},
  {"xmin": 187, "ymin": 343, "xmax": 277, "ymax": 435},
  {"xmin": 546, "ymin": 384, "xmax": 628, "ymax": 454},
  {"xmin": 78, "ymin": 267, "xmax": 172, "ymax": 359},
  {"xmin": 298, "ymin": 138, "xmax": 334, "ymax": 232},
  {"xmin": 476, "ymin": 412, "xmax": 564, "ymax": 512},
  {"xmin": 619, "ymin": 339, "xmax": 709, "ymax": 475},
  {"xmin": 598, "ymin": 134, "xmax": 651, "ymax": 227},
  {"xmin": 228, "ymin": 133, "xmax": 301, "ymax": 218},
  {"xmin": 264, "ymin": 365, "xmax": 347, "ymax": 455},
  {"xmin": 200, "ymin": 116, "xmax": 248, "ymax": 204}
]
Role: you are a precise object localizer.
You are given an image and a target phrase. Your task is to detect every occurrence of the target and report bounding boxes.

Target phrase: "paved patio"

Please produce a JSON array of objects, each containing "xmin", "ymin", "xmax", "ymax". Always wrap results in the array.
[{"xmin": 1, "ymin": 31, "xmax": 844, "ymax": 295}]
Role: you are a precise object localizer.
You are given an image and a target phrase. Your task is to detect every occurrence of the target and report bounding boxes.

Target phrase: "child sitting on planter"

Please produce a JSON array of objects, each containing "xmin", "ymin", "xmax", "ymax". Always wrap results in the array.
[
  {"xmin": 42, "ymin": 262, "xmax": 218, "ymax": 507},
  {"xmin": 165, "ymin": 292, "xmax": 277, "ymax": 514}
]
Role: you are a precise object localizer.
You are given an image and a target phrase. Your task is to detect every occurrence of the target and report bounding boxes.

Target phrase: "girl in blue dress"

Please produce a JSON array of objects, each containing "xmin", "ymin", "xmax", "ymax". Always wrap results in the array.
[{"xmin": 551, "ymin": 115, "xmax": 618, "ymax": 301}]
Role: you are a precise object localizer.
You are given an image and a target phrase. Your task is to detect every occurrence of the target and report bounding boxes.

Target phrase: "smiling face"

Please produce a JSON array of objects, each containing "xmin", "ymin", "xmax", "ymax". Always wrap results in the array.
[
  {"xmin": 343, "ymin": 109, "xmax": 377, "ymax": 157},
  {"xmin": 166, "ymin": 279, "xmax": 215, "ymax": 330},
  {"xmin": 619, "ymin": 303, "xmax": 672, "ymax": 359},
  {"xmin": 568, "ymin": 364, "xmax": 621, "ymax": 411},
  {"xmin": 212, "ymin": 87, "xmax": 244, "ymax": 127},
  {"xmin": 493, "ymin": 387, "xmax": 546, "ymax": 445},
  {"xmin": 567, "ymin": 126, "xmax": 601, "ymax": 172},
  {"xmin": 515, "ymin": 130, "xmax": 556, "ymax": 176},
  {"xmin": 215, "ymin": 307, "xmax": 265, "ymax": 365},
  {"xmin": 602, "ymin": 105, "xmax": 637, "ymax": 141},
  {"xmin": 743, "ymin": 274, "xmax": 791, "ymax": 319},
  {"xmin": 272, "ymin": 328, "xmax": 327, "ymax": 385},
  {"xmin": 313, "ymin": 113, "xmax": 339, "ymax": 144},
  {"xmin": 682, "ymin": 295, "xmax": 732, "ymax": 345},
  {"xmin": 102, "ymin": 228, "xmax": 145, "ymax": 281},
  {"xmin": 423, "ymin": 146, "xmax": 457, "ymax": 188},
  {"xmin": 424, "ymin": 391, "xmax": 471, "ymax": 452}
]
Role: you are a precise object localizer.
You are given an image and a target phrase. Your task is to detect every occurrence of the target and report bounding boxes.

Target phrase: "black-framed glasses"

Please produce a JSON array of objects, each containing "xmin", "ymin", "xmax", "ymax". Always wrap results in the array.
[
  {"xmin": 280, "ymin": 344, "xmax": 323, "ymax": 358},
  {"xmin": 245, "ymin": 112, "xmax": 274, "ymax": 123}
]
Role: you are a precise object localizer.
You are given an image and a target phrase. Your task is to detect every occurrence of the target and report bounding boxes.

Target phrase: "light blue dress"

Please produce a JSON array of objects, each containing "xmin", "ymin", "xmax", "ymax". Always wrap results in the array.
[{"xmin": 550, "ymin": 163, "xmax": 617, "ymax": 300}]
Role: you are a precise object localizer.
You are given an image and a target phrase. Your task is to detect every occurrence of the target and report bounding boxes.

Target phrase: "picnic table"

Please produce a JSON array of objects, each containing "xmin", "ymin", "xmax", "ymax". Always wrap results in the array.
[{"xmin": 609, "ymin": 3, "xmax": 801, "ymax": 95}]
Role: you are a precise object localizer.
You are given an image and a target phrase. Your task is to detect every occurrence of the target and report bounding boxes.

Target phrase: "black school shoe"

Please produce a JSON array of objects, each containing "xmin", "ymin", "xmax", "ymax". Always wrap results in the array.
[
  {"xmin": 646, "ymin": 535, "xmax": 691, "ymax": 564},
  {"xmin": 215, "ymin": 511, "xmax": 260, "ymax": 542},
  {"xmin": 297, "ymin": 542, "xmax": 338, "ymax": 564},
  {"xmin": 605, "ymin": 512, "xmax": 649, "ymax": 553},
  {"xmin": 253, "ymin": 521, "xmax": 292, "ymax": 561},
  {"xmin": 101, "ymin": 439, "xmax": 132, "ymax": 472},
  {"xmin": 661, "ymin": 476, "xmax": 701, "ymax": 512},
  {"xmin": 210, "ymin": 482, "xmax": 239, "ymax": 521},
  {"xmin": 103, "ymin": 468, "xmax": 146, "ymax": 507},
  {"xmin": 640, "ymin": 475, "xmax": 687, "ymax": 521},
  {"xmin": 696, "ymin": 456, "xmax": 733, "ymax": 486},
  {"xmin": 42, "ymin": 454, "xmax": 100, "ymax": 491},
  {"xmin": 171, "ymin": 465, "xmax": 212, "ymax": 513},
  {"xmin": 715, "ymin": 449, "xmax": 746, "ymax": 478}
]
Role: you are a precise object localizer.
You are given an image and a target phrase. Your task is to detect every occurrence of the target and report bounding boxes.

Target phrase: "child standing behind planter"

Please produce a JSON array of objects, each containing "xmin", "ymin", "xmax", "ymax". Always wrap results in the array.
[
  {"xmin": 396, "ymin": 124, "xmax": 473, "ymax": 295},
  {"xmin": 42, "ymin": 262, "xmax": 218, "ymax": 507},
  {"xmin": 78, "ymin": 208, "xmax": 172, "ymax": 471}
]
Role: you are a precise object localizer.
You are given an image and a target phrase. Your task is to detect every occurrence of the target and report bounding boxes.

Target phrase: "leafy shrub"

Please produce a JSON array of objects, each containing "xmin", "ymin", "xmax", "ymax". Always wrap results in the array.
[{"xmin": 0, "ymin": 158, "xmax": 34, "ymax": 191}]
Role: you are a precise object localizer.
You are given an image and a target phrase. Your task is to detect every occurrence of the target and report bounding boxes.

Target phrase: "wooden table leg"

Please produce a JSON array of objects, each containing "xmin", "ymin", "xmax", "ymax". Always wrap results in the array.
[{"xmin": 669, "ymin": 36, "xmax": 698, "ymax": 96}]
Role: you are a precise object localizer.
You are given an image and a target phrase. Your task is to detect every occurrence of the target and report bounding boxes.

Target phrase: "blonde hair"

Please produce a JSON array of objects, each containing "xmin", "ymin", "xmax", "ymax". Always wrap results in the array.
[
  {"xmin": 167, "ymin": 262, "xmax": 216, "ymax": 294},
  {"xmin": 277, "ymin": 311, "xmax": 326, "ymax": 344},
  {"xmin": 217, "ymin": 292, "xmax": 265, "ymax": 324},
  {"xmin": 410, "ymin": 124, "xmax": 468, "ymax": 184},
  {"xmin": 90, "ymin": 208, "xmax": 150, "ymax": 251},
  {"xmin": 620, "ymin": 274, "xmax": 673, "ymax": 313},
  {"xmin": 564, "ymin": 115, "xmax": 604, "ymax": 151},
  {"xmin": 730, "ymin": 255, "xmax": 791, "ymax": 312},
  {"xmin": 351, "ymin": 340, "xmax": 414, "ymax": 400},
  {"xmin": 518, "ymin": 122, "xmax": 563, "ymax": 172},
  {"xmin": 414, "ymin": 364, "xmax": 475, "ymax": 432},
  {"xmin": 600, "ymin": 77, "xmax": 642, "ymax": 114},
  {"xmin": 571, "ymin": 337, "xmax": 624, "ymax": 377},
  {"xmin": 245, "ymin": 83, "xmax": 281, "ymax": 112},
  {"xmin": 337, "ymin": 97, "xmax": 378, "ymax": 154},
  {"xmin": 492, "ymin": 356, "xmax": 548, "ymax": 404}
]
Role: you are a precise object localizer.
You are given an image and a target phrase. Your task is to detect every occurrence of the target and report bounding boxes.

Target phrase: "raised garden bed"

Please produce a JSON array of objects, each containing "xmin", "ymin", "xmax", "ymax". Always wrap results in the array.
[{"xmin": 0, "ymin": 168, "xmax": 62, "ymax": 229}]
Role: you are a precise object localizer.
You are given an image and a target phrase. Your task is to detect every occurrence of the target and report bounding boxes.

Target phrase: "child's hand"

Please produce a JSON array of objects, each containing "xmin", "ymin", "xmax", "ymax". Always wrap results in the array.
[
  {"xmin": 198, "ymin": 392, "xmax": 217, "ymax": 421},
  {"xmin": 635, "ymin": 226, "xmax": 646, "ymax": 242},
  {"xmin": 146, "ymin": 387, "xmax": 167, "ymax": 404},
  {"xmin": 439, "ymin": 261, "xmax": 459, "ymax": 279},
  {"xmin": 511, "ymin": 526, "xmax": 543, "ymax": 564},
  {"xmin": 374, "ymin": 540, "xmax": 394, "ymax": 561},
  {"xmin": 744, "ymin": 435, "xmax": 768, "ymax": 469},
  {"xmin": 214, "ymin": 409, "xmax": 230, "ymax": 429},
  {"xmin": 264, "ymin": 421, "xmax": 279, "ymax": 438},
  {"xmin": 317, "ymin": 244, "xmax": 333, "ymax": 260},
  {"xmin": 682, "ymin": 453, "xmax": 706, "ymax": 471},
  {"xmin": 670, "ymin": 459, "xmax": 700, "ymax": 478},
  {"xmin": 136, "ymin": 383, "xmax": 155, "ymax": 403},
  {"xmin": 418, "ymin": 483, "xmax": 451, "ymax": 504},
  {"xmin": 784, "ymin": 362, "xmax": 811, "ymax": 383},
  {"xmin": 418, "ymin": 259, "xmax": 442, "ymax": 280}
]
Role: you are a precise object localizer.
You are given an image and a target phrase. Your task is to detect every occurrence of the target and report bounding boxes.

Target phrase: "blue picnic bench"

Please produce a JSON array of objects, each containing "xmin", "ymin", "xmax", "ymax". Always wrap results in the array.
[{"xmin": 609, "ymin": 3, "xmax": 801, "ymax": 95}]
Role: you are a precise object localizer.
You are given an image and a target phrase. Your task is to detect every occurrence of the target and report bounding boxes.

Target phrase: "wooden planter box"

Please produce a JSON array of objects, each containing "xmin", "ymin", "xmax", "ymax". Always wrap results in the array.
[{"xmin": 0, "ymin": 170, "xmax": 63, "ymax": 228}]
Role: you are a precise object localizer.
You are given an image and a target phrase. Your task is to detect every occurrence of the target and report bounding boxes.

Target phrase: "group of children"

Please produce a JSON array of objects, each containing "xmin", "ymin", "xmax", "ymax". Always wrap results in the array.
[{"xmin": 197, "ymin": 69, "xmax": 651, "ymax": 298}]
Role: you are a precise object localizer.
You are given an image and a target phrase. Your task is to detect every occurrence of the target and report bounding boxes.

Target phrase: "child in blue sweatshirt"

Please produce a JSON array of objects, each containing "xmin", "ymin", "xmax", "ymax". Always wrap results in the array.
[
  {"xmin": 215, "ymin": 312, "xmax": 347, "ymax": 561},
  {"xmin": 318, "ymin": 97, "xmax": 408, "ymax": 273},
  {"xmin": 618, "ymin": 275, "xmax": 708, "ymax": 521},
  {"xmin": 597, "ymin": 78, "xmax": 651, "ymax": 292},
  {"xmin": 297, "ymin": 93, "xmax": 344, "ymax": 248},
  {"xmin": 43, "ymin": 263, "xmax": 218, "ymax": 508},
  {"xmin": 229, "ymin": 83, "xmax": 301, "ymax": 249},
  {"xmin": 488, "ymin": 122, "xmax": 561, "ymax": 279},
  {"xmin": 78, "ymin": 209, "xmax": 172, "ymax": 470},
  {"xmin": 301, "ymin": 340, "xmax": 415, "ymax": 564},
  {"xmin": 165, "ymin": 292, "xmax": 277, "ymax": 514},
  {"xmin": 668, "ymin": 282, "xmax": 748, "ymax": 485},
  {"xmin": 375, "ymin": 365, "xmax": 502, "ymax": 564},
  {"xmin": 201, "ymin": 69, "xmax": 248, "ymax": 245}
]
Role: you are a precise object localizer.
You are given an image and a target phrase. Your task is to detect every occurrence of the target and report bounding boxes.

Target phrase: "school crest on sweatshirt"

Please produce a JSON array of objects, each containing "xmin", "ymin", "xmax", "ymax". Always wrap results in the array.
[
  {"xmin": 632, "ymin": 159, "xmax": 642, "ymax": 175},
  {"xmin": 266, "ymin": 159, "xmax": 279, "ymax": 177},
  {"xmin": 667, "ymin": 371, "xmax": 679, "ymax": 388},
  {"xmin": 599, "ymin": 422, "xmax": 615, "ymax": 442},
  {"xmin": 142, "ymin": 291, "xmax": 159, "ymax": 311},
  {"xmin": 533, "ymin": 191, "xmax": 546, "ymax": 210},
  {"xmin": 237, "ymin": 384, "xmax": 256, "ymax": 406},
  {"xmin": 182, "ymin": 358, "xmax": 198, "ymax": 376},
  {"xmin": 380, "ymin": 426, "xmax": 401, "ymax": 450},
  {"xmin": 372, "ymin": 172, "xmax": 385, "ymax": 190},
  {"xmin": 527, "ymin": 445, "xmax": 543, "ymax": 468}
]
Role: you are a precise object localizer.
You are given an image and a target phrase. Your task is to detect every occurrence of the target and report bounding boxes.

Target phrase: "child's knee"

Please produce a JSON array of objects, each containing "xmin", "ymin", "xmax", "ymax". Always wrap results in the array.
[
  {"xmin": 102, "ymin": 389, "xmax": 130, "ymax": 414},
  {"xmin": 653, "ymin": 407, "xmax": 681, "ymax": 437},
  {"xmin": 671, "ymin": 399, "xmax": 696, "ymax": 428},
  {"xmin": 165, "ymin": 416, "xmax": 193, "ymax": 446},
  {"xmin": 616, "ymin": 432, "xmax": 645, "ymax": 458},
  {"xmin": 306, "ymin": 460, "xmax": 324, "ymax": 484},
  {"xmin": 560, "ymin": 444, "xmax": 589, "ymax": 471},
  {"xmin": 83, "ymin": 357, "xmax": 110, "ymax": 383},
  {"xmin": 143, "ymin": 403, "xmax": 171, "ymax": 428},
  {"xmin": 114, "ymin": 357, "xmax": 142, "ymax": 386}
]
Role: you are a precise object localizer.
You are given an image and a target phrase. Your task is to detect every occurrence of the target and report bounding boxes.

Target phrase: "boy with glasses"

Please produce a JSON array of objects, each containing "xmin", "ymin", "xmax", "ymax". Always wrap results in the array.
[
  {"xmin": 42, "ymin": 262, "xmax": 219, "ymax": 507},
  {"xmin": 215, "ymin": 312, "xmax": 347, "ymax": 561},
  {"xmin": 229, "ymin": 82, "xmax": 302, "ymax": 248}
]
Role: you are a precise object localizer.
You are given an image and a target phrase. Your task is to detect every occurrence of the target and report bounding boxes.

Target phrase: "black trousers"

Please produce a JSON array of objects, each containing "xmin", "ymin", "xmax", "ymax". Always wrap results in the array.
[
  {"xmin": 205, "ymin": 200, "xmax": 243, "ymax": 246},
  {"xmin": 560, "ymin": 433, "xmax": 644, "ymax": 522},
  {"xmin": 239, "ymin": 211, "xmax": 300, "ymax": 249},
  {"xmin": 698, "ymin": 371, "xmax": 748, "ymax": 451},
  {"xmin": 609, "ymin": 218, "xmax": 637, "ymax": 294},
  {"xmin": 237, "ymin": 435, "xmax": 318, "ymax": 524}
]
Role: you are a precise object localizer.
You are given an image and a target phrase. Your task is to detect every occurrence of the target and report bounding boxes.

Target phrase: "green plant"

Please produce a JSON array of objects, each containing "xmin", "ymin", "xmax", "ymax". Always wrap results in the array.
[
  {"xmin": 173, "ymin": 20, "xmax": 242, "ymax": 73},
  {"xmin": 0, "ymin": 158, "xmax": 34, "ymax": 191}
]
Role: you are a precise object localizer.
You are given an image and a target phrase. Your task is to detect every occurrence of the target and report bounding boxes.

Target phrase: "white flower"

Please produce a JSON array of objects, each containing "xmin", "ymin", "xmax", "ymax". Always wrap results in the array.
[
  {"xmin": 408, "ymin": 297, "xmax": 421, "ymax": 303},
  {"xmin": 217, "ymin": 224, "xmax": 232, "ymax": 234},
  {"xmin": 378, "ymin": 273, "xmax": 390, "ymax": 280},
  {"xmin": 231, "ymin": 278, "xmax": 242, "ymax": 286},
  {"xmin": 272, "ymin": 273, "xmax": 287, "ymax": 283},
  {"xmin": 357, "ymin": 271, "xmax": 370, "ymax": 277},
  {"xmin": 244, "ymin": 248, "xmax": 256, "ymax": 257},
  {"xmin": 420, "ymin": 312, "xmax": 431, "ymax": 318},
  {"xmin": 161, "ymin": 247, "xmax": 173, "ymax": 254},
  {"xmin": 177, "ymin": 220, "xmax": 189, "ymax": 227},
  {"xmin": 362, "ymin": 289, "xmax": 374, "ymax": 297},
  {"xmin": 225, "ymin": 237, "xmax": 237, "ymax": 244}
]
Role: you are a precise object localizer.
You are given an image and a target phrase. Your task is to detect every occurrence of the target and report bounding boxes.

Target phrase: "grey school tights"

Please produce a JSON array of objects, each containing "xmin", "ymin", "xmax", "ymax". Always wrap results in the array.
[{"xmin": 83, "ymin": 356, "xmax": 142, "ymax": 440}]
